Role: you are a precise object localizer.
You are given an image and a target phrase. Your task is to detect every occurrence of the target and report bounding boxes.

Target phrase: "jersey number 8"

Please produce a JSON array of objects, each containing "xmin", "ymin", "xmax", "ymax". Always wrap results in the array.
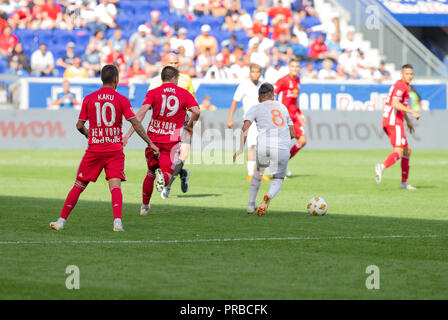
[{"xmin": 271, "ymin": 109, "xmax": 285, "ymax": 127}]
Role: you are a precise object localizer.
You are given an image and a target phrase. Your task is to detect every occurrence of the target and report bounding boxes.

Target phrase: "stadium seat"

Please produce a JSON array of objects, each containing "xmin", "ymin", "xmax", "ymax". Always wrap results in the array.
[
  {"xmin": 120, "ymin": 4, "xmax": 135, "ymax": 16},
  {"xmin": 0, "ymin": 59, "xmax": 8, "ymax": 73}
]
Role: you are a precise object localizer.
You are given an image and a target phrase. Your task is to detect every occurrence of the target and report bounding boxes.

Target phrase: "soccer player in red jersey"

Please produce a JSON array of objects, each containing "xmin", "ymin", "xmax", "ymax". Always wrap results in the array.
[
  {"xmin": 49, "ymin": 65, "xmax": 159, "ymax": 232},
  {"xmin": 274, "ymin": 58, "xmax": 306, "ymax": 176},
  {"xmin": 375, "ymin": 64, "xmax": 421, "ymax": 189},
  {"xmin": 123, "ymin": 66, "xmax": 200, "ymax": 216}
]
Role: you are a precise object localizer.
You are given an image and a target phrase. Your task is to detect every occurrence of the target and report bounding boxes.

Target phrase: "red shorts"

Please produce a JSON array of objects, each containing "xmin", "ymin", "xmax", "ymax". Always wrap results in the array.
[
  {"xmin": 383, "ymin": 125, "xmax": 408, "ymax": 148},
  {"xmin": 145, "ymin": 141, "xmax": 180, "ymax": 175},
  {"xmin": 76, "ymin": 150, "xmax": 126, "ymax": 182},
  {"xmin": 293, "ymin": 119, "xmax": 305, "ymax": 139}
]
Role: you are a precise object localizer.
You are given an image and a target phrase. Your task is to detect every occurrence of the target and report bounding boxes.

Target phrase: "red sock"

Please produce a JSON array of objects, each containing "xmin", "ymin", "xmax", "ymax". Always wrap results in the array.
[
  {"xmin": 60, "ymin": 183, "xmax": 85, "ymax": 220},
  {"xmin": 290, "ymin": 143, "xmax": 301, "ymax": 159},
  {"xmin": 163, "ymin": 172, "xmax": 170, "ymax": 185},
  {"xmin": 142, "ymin": 173, "xmax": 155, "ymax": 205},
  {"xmin": 401, "ymin": 156, "xmax": 410, "ymax": 183},
  {"xmin": 383, "ymin": 152, "xmax": 401, "ymax": 168},
  {"xmin": 110, "ymin": 186, "xmax": 122, "ymax": 219}
]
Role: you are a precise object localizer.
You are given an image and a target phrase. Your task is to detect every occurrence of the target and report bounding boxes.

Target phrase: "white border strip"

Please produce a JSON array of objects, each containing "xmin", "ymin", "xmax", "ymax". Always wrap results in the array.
[{"xmin": 0, "ymin": 234, "xmax": 442, "ymax": 245}]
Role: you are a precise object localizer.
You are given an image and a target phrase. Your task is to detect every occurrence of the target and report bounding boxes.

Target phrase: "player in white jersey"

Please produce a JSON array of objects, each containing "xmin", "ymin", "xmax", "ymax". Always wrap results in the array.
[
  {"xmin": 233, "ymin": 83, "xmax": 296, "ymax": 216},
  {"xmin": 227, "ymin": 63, "xmax": 270, "ymax": 182}
]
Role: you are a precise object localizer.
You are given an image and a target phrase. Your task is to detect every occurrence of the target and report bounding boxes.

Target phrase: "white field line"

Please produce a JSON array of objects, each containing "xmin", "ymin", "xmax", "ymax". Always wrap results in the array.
[{"xmin": 0, "ymin": 234, "xmax": 443, "ymax": 245}]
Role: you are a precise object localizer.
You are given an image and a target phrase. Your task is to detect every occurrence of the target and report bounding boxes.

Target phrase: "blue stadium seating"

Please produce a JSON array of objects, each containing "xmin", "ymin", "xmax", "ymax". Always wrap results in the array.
[{"xmin": 0, "ymin": 59, "xmax": 9, "ymax": 73}]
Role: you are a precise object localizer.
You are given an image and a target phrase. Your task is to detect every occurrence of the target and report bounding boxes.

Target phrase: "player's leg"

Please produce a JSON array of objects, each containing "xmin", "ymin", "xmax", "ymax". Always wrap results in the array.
[
  {"xmin": 165, "ymin": 141, "xmax": 190, "ymax": 197},
  {"xmin": 50, "ymin": 179, "xmax": 89, "ymax": 230},
  {"xmin": 141, "ymin": 146, "xmax": 159, "ymax": 215},
  {"xmin": 248, "ymin": 146, "xmax": 268, "ymax": 214},
  {"xmin": 158, "ymin": 142, "xmax": 179, "ymax": 198},
  {"xmin": 104, "ymin": 151, "xmax": 127, "ymax": 231},
  {"xmin": 376, "ymin": 126, "xmax": 404, "ymax": 184},
  {"xmin": 257, "ymin": 149, "xmax": 288, "ymax": 216},
  {"xmin": 400, "ymin": 144, "xmax": 416, "ymax": 190},
  {"xmin": 108, "ymin": 178, "xmax": 124, "ymax": 231},
  {"xmin": 247, "ymin": 122, "xmax": 270, "ymax": 181},
  {"xmin": 50, "ymin": 151, "xmax": 102, "ymax": 230}
]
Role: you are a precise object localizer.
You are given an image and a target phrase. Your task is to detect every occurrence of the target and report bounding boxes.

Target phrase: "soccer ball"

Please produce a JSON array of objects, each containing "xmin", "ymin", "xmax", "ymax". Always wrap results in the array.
[{"xmin": 307, "ymin": 197, "xmax": 328, "ymax": 216}]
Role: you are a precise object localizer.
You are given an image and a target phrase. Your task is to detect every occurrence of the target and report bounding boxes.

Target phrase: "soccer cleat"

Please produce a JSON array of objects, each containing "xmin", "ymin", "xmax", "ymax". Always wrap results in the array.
[
  {"xmin": 375, "ymin": 163, "xmax": 384, "ymax": 184},
  {"xmin": 262, "ymin": 174, "xmax": 271, "ymax": 181},
  {"xmin": 140, "ymin": 204, "xmax": 150, "ymax": 216},
  {"xmin": 247, "ymin": 175, "xmax": 253, "ymax": 181},
  {"xmin": 247, "ymin": 204, "xmax": 256, "ymax": 215},
  {"xmin": 49, "ymin": 218, "xmax": 66, "ymax": 231},
  {"xmin": 286, "ymin": 168, "xmax": 292, "ymax": 177},
  {"xmin": 180, "ymin": 169, "xmax": 189, "ymax": 193},
  {"xmin": 400, "ymin": 183, "xmax": 417, "ymax": 190},
  {"xmin": 256, "ymin": 195, "xmax": 271, "ymax": 216},
  {"xmin": 155, "ymin": 168, "xmax": 165, "ymax": 192},
  {"xmin": 113, "ymin": 218, "xmax": 124, "ymax": 232},
  {"xmin": 161, "ymin": 186, "xmax": 171, "ymax": 199}
]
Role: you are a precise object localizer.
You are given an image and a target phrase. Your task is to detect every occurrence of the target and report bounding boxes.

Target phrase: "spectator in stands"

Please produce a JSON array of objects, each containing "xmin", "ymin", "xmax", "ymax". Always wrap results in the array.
[
  {"xmin": 0, "ymin": 26, "xmax": 18, "ymax": 58},
  {"xmin": 170, "ymin": 27, "xmax": 195, "ymax": 58},
  {"xmin": 56, "ymin": 41, "xmax": 77, "ymax": 70},
  {"xmin": 210, "ymin": 0, "xmax": 227, "ymax": 17},
  {"xmin": 53, "ymin": 79, "xmax": 80, "ymax": 109},
  {"xmin": 308, "ymin": 33, "xmax": 328, "ymax": 61},
  {"xmin": 5, "ymin": 54, "xmax": 30, "ymax": 77},
  {"xmin": 31, "ymin": 43, "xmax": 58, "ymax": 76},
  {"xmin": 248, "ymin": 32, "xmax": 273, "ymax": 54},
  {"xmin": 190, "ymin": 0, "xmax": 210, "ymax": 16},
  {"xmin": 335, "ymin": 63, "xmax": 348, "ymax": 80},
  {"xmin": 107, "ymin": 28, "xmax": 126, "ymax": 53},
  {"xmin": 221, "ymin": 33, "xmax": 238, "ymax": 52},
  {"xmin": 196, "ymin": 47, "xmax": 213, "ymax": 77},
  {"xmin": 8, "ymin": 42, "xmax": 31, "ymax": 73},
  {"xmin": 82, "ymin": 42, "xmax": 101, "ymax": 77},
  {"xmin": 289, "ymin": 34, "xmax": 307, "ymax": 59},
  {"xmin": 142, "ymin": 41, "xmax": 161, "ymax": 78},
  {"xmin": 248, "ymin": 11, "xmax": 269, "ymax": 38},
  {"xmin": 265, "ymin": 61, "xmax": 287, "ymax": 84},
  {"xmin": 268, "ymin": 0, "xmax": 292, "ymax": 23},
  {"xmin": 169, "ymin": 0, "xmax": 188, "ymax": 16},
  {"xmin": 318, "ymin": 59, "xmax": 337, "ymax": 80},
  {"xmin": 229, "ymin": 55, "xmax": 249, "ymax": 79},
  {"xmin": 340, "ymin": 29, "xmax": 357, "ymax": 52},
  {"xmin": 148, "ymin": 10, "xmax": 167, "ymax": 39},
  {"xmin": 274, "ymin": 32, "xmax": 290, "ymax": 56},
  {"xmin": 271, "ymin": 14, "xmax": 290, "ymax": 41},
  {"xmin": 88, "ymin": 29, "xmax": 107, "ymax": 53},
  {"xmin": 249, "ymin": 41, "xmax": 270, "ymax": 69},
  {"xmin": 41, "ymin": 0, "xmax": 62, "ymax": 29},
  {"xmin": 270, "ymin": 46, "xmax": 283, "ymax": 66},
  {"xmin": 105, "ymin": 44, "xmax": 126, "ymax": 68},
  {"xmin": 220, "ymin": 44, "xmax": 232, "ymax": 66},
  {"xmin": 200, "ymin": 96, "xmax": 217, "ymax": 111},
  {"xmin": 94, "ymin": 0, "xmax": 117, "ymax": 32},
  {"xmin": 129, "ymin": 24, "xmax": 159, "ymax": 57},
  {"xmin": 80, "ymin": 0, "xmax": 98, "ymax": 33},
  {"xmin": 223, "ymin": 0, "xmax": 242, "ymax": 32},
  {"xmin": 61, "ymin": 0, "xmax": 82, "ymax": 31},
  {"xmin": 126, "ymin": 58, "xmax": 148, "ymax": 82},
  {"xmin": 355, "ymin": 50, "xmax": 370, "ymax": 78},
  {"xmin": 301, "ymin": 61, "xmax": 317, "ymax": 79},
  {"xmin": 374, "ymin": 61, "xmax": 392, "ymax": 82},
  {"xmin": 291, "ymin": 20, "xmax": 309, "ymax": 47},
  {"xmin": 194, "ymin": 24, "xmax": 218, "ymax": 55},
  {"xmin": 64, "ymin": 56, "xmax": 88, "ymax": 78},
  {"xmin": 204, "ymin": 53, "xmax": 231, "ymax": 80},
  {"xmin": 338, "ymin": 48, "xmax": 358, "ymax": 79},
  {"xmin": 178, "ymin": 45, "xmax": 196, "ymax": 77},
  {"xmin": 326, "ymin": 32, "xmax": 341, "ymax": 62}
]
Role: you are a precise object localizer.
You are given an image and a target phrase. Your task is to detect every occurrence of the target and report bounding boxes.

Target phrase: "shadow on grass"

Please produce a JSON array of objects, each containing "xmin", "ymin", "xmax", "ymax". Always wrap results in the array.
[{"xmin": 0, "ymin": 195, "xmax": 447, "ymax": 240}]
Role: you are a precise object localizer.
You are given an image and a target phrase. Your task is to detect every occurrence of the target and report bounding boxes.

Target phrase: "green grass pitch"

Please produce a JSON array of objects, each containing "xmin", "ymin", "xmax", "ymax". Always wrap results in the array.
[{"xmin": 0, "ymin": 149, "xmax": 447, "ymax": 299}]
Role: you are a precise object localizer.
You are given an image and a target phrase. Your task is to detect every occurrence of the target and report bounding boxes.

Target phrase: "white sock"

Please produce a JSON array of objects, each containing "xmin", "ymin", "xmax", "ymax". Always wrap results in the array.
[
  {"xmin": 249, "ymin": 169, "xmax": 264, "ymax": 206},
  {"xmin": 58, "ymin": 218, "xmax": 66, "ymax": 224},
  {"xmin": 114, "ymin": 218, "xmax": 122, "ymax": 223},
  {"xmin": 268, "ymin": 178, "xmax": 284, "ymax": 200},
  {"xmin": 247, "ymin": 161, "xmax": 256, "ymax": 175}
]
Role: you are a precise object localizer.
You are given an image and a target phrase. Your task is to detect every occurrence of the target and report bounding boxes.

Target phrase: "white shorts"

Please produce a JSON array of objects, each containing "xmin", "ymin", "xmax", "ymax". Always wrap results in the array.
[
  {"xmin": 256, "ymin": 146, "xmax": 289, "ymax": 179},
  {"xmin": 247, "ymin": 122, "xmax": 258, "ymax": 148}
]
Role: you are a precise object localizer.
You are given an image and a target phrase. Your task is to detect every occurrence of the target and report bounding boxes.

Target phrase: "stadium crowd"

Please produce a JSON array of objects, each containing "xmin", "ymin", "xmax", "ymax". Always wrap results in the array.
[{"xmin": 0, "ymin": 0, "xmax": 392, "ymax": 83}]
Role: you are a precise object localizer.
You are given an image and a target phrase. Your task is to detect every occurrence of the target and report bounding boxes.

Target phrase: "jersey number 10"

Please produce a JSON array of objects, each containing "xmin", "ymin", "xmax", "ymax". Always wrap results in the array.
[{"xmin": 95, "ymin": 102, "xmax": 116, "ymax": 127}]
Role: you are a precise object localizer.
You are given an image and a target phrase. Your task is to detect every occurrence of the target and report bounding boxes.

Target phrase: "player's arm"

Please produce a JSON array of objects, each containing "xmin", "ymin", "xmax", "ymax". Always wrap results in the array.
[
  {"xmin": 403, "ymin": 113, "xmax": 415, "ymax": 134},
  {"xmin": 128, "ymin": 117, "xmax": 159, "ymax": 156},
  {"xmin": 227, "ymin": 100, "xmax": 239, "ymax": 128},
  {"xmin": 76, "ymin": 120, "xmax": 89, "ymax": 139},
  {"xmin": 289, "ymin": 125, "xmax": 296, "ymax": 139},
  {"xmin": 123, "ymin": 104, "xmax": 151, "ymax": 146},
  {"xmin": 233, "ymin": 120, "xmax": 252, "ymax": 163},
  {"xmin": 391, "ymin": 98, "xmax": 420, "ymax": 120},
  {"xmin": 185, "ymin": 106, "xmax": 200, "ymax": 135}
]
